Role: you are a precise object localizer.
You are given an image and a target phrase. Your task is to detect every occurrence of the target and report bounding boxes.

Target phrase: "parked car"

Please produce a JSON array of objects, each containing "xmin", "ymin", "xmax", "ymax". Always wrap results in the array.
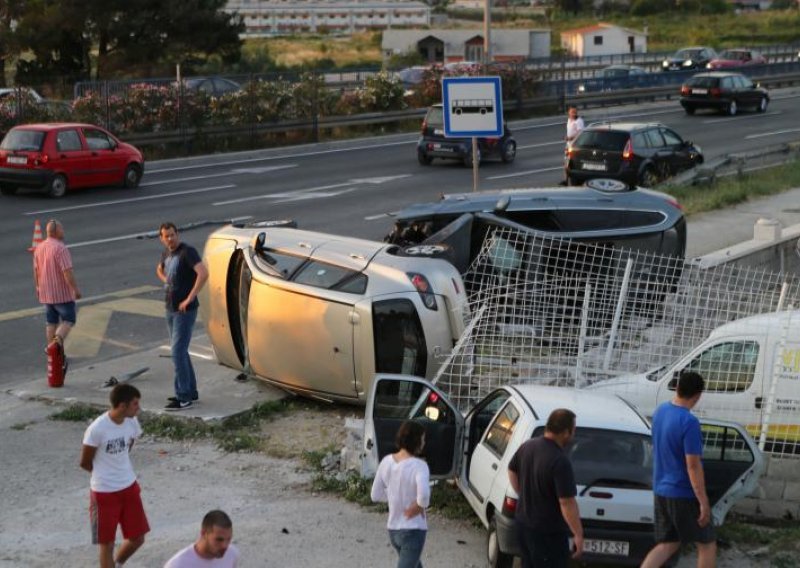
[
  {"xmin": 588, "ymin": 310, "xmax": 800, "ymax": 452},
  {"xmin": 680, "ymin": 72, "xmax": 769, "ymax": 116},
  {"xmin": 0, "ymin": 123, "xmax": 144, "ymax": 197},
  {"xmin": 417, "ymin": 104, "xmax": 516, "ymax": 167},
  {"xmin": 577, "ymin": 65, "xmax": 649, "ymax": 93},
  {"xmin": 706, "ymin": 49, "xmax": 767, "ymax": 70},
  {"xmin": 384, "ymin": 180, "xmax": 688, "ymax": 275},
  {"xmin": 200, "ymin": 223, "xmax": 468, "ymax": 404},
  {"xmin": 364, "ymin": 375, "xmax": 765, "ymax": 566},
  {"xmin": 396, "ymin": 66, "xmax": 430, "ymax": 96},
  {"xmin": 0, "ymin": 87, "xmax": 45, "ymax": 103},
  {"xmin": 183, "ymin": 76, "xmax": 241, "ymax": 97},
  {"xmin": 566, "ymin": 122, "xmax": 703, "ymax": 187},
  {"xmin": 661, "ymin": 47, "xmax": 718, "ymax": 72}
]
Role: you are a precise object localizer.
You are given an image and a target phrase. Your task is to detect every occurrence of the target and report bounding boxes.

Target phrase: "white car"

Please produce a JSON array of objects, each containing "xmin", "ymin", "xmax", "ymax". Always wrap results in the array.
[{"xmin": 363, "ymin": 375, "xmax": 765, "ymax": 566}]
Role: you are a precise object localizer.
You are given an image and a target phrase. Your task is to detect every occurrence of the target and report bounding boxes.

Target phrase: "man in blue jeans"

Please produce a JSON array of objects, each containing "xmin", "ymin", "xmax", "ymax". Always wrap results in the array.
[{"xmin": 156, "ymin": 222, "xmax": 208, "ymax": 411}]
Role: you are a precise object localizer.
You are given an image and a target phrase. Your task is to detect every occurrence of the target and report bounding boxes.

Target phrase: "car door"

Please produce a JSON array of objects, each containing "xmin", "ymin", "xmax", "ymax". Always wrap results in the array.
[
  {"xmin": 643, "ymin": 128, "xmax": 668, "ymax": 177},
  {"xmin": 660, "ymin": 127, "xmax": 694, "ymax": 174},
  {"xmin": 700, "ymin": 419, "xmax": 765, "ymax": 525},
  {"xmin": 82, "ymin": 127, "xmax": 125, "ymax": 186},
  {"xmin": 363, "ymin": 374, "xmax": 464, "ymax": 479},
  {"xmin": 50, "ymin": 128, "xmax": 92, "ymax": 188},
  {"xmin": 735, "ymin": 75, "xmax": 758, "ymax": 107}
]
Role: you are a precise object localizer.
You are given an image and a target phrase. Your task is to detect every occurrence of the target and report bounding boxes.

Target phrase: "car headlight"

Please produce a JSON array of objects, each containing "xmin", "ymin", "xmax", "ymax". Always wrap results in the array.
[
  {"xmin": 578, "ymin": 85, "xmax": 586, "ymax": 93},
  {"xmin": 706, "ymin": 63, "xmax": 713, "ymax": 69},
  {"xmin": 662, "ymin": 60, "xmax": 669, "ymax": 67},
  {"xmin": 683, "ymin": 59, "xmax": 693, "ymax": 67}
]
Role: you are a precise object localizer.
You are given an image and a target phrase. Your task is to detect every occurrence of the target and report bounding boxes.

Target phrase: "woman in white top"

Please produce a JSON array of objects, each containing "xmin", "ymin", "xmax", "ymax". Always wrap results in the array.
[{"xmin": 370, "ymin": 420, "xmax": 431, "ymax": 568}]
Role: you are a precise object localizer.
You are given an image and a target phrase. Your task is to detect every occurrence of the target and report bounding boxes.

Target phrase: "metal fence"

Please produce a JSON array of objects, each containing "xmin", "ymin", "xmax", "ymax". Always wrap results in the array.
[{"xmin": 432, "ymin": 226, "xmax": 800, "ymax": 456}]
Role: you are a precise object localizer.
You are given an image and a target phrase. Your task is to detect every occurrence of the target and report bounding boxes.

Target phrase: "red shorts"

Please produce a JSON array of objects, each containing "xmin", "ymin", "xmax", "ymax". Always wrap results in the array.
[{"xmin": 89, "ymin": 481, "xmax": 150, "ymax": 544}]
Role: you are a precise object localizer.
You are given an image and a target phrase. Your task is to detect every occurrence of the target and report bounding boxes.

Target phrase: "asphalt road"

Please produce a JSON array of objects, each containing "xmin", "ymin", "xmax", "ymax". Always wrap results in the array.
[{"xmin": 2, "ymin": 92, "xmax": 800, "ymax": 385}]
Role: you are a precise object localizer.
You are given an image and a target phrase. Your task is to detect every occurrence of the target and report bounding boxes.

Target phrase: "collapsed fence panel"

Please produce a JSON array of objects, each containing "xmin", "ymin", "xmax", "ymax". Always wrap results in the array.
[{"xmin": 434, "ymin": 226, "xmax": 800, "ymax": 457}]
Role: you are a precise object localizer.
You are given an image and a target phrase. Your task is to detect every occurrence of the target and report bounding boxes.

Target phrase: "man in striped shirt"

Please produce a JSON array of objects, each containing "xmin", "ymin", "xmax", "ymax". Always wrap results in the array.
[{"xmin": 33, "ymin": 220, "xmax": 81, "ymax": 353}]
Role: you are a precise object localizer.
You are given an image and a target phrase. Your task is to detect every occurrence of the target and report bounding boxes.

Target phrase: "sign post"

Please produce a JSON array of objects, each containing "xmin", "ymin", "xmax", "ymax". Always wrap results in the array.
[{"xmin": 442, "ymin": 76, "xmax": 503, "ymax": 193}]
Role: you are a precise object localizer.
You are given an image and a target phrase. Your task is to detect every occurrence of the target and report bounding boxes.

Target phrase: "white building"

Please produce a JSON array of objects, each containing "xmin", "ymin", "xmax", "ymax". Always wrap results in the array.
[
  {"xmin": 560, "ymin": 23, "xmax": 647, "ymax": 58},
  {"xmin": 226, "ymin": 1, "xmax": 430, "ymax": 36},
  {"xmin": 382, "ymin": 29, "xmax": 551, "ymax": 63}
]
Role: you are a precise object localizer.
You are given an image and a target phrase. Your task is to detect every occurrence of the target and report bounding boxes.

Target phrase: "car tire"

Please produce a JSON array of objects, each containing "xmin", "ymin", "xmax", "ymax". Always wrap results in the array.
[
  {"xmin": 639, "ymin": 166, "xmax": 659, "ymax": 188},
  {"xmin": 487, "ymin": 516, "xmax": 514, "ymax": 568},
  {"xmin": 48, "ymin": 174, "xmax": 67, "ymax": 198},
  {"xmin": 501, "ymin": 140, "xmax": 517, "ymax": 163},
  {"xmin": 464, "ymin": 147, "xmax": 481, "ymax": 168},
  {"xmin": 726, "ymin": 100, "xmax": 738, "ymax": 116},
  {"xmin": 417, "ymin": 151, "xmax": 432, "ymax": 166},
  {"xmin": 123, "ymin": 164, "xmax": 142, "ymax": 188},
  {"xmin": 757, "ymin": 97, "xmax": 768, "ymax": 113},
  {"xmin": 0, "ymin": 183, "xmax": 17, "ymax": 196},
  {"xmin": 683, "ymin": 105, "xmax": 696, "ymax": 115}
]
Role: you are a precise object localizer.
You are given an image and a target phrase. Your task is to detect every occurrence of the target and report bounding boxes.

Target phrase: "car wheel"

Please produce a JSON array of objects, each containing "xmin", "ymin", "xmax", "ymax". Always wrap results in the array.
[
  {"xmin": 417, "ymin": 151, "xmax": 432, "ymax": 166},
  {"xmin": 123, "ymin": 164, "xmax": 142, "ymax": 188},
  {"xmin": 0, "ymin": 183, "xmax": 17, "ymax": 196},
  {"xmin": 683, "ymin": 105, "xmax": 695, "ymax": 115},
  {"xmin": 757, "ymin": 97, "xmax": 768, "ymax": 113},
  {"xmin": 487, "ymin": 516, "xmax": 514, "ymax": 568},
  {"xmin": 48, "ymin": 174, "xmax": 67, "ymax": 198},
  {"xmin": 464, "ymin": 147, "xmax": 481, "ymax": 168},
  {"xmin": 501, "ymin": 140, "xmax": 517, "ymax": 163},
  {"xmin": 639, "ymin": 167, "xmax": 659, "ymax": 188},
  {"xmin": 726, "ymin": 100, "xmax": 738, "ymax": 116}
]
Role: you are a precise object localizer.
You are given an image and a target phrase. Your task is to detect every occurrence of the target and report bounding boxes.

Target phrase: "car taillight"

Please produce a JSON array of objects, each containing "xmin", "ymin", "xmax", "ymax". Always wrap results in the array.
[
  {"xmin": 666, "ymin": 198, "xmax": 684, "ymax": 211},
  {"xmin": 501, "ymin": 496, "xmax": 517, "ymax": 517},
  {"xmin": 680, "ymin": 85, "xmax": 690, "ymax": 96},
  {"xmin": 407, "ymin": 272, "xmax": 438, "ymax": 311},
  {"xmin": 33, "ymin": 153, "xmax": 49, "ymax": 166},
  {"xmin": 710, "ymin": 87, "xmax": 722, "ymax": 97},
  {"xmin": 622, "ymin": 139, "xmax": 633, "ymax": 161}
]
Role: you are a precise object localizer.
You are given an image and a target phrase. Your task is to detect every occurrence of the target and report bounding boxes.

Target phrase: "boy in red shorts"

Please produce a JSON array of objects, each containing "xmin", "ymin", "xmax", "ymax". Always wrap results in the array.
[{"xmin": 80, "ymin": 384, "xmax": 149, "ymax": 568}]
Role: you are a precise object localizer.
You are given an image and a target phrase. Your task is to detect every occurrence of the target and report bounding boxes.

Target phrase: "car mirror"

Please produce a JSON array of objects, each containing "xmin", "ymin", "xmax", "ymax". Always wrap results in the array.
[
  {"xmin": 252, "ymin": 231, "xmax": 266, "ymax": 253},
  {"xmin": 494, "ymin": 195, "xmax": 510, "ymax": 213}
]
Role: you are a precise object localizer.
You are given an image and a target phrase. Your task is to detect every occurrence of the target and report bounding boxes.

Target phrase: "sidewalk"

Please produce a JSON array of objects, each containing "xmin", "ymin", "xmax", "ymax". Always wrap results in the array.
[{"xmin": 6, "ymin": 335, "xmax": 286, "ymax": 420}]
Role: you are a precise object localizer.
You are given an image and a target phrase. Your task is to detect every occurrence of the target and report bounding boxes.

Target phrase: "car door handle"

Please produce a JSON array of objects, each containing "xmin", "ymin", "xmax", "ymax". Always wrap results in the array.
[
  {"xmin": 491, "ymin": 462, "xmax": 498, "ymax": 471},
  {"xmin": 91, "ymin": 152, "xmax": 99, "ymax": 156},
  {"xmin": 366, "ymin": 438, "xmax": 373, "ymax": 450}
]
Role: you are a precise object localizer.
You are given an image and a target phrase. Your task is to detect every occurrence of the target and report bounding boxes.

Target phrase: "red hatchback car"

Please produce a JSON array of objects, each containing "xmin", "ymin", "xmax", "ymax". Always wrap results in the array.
[
  {"xmin": 706, "ymin": 49, "xmax": 767, "ymax": 70},
  {"xmin": 0, "ymin": 123, "xmax": 144, "ymax": 197}
]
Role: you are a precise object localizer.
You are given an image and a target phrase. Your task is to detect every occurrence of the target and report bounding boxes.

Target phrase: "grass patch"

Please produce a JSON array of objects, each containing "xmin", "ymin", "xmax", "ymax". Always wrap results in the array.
[
  {"xmin": 49, "ymin": 404, "xmax": 103, "ymax": 422},
  {"xmin": 665, "ymin": 159, "xmax": 800, "ymax": 216}
]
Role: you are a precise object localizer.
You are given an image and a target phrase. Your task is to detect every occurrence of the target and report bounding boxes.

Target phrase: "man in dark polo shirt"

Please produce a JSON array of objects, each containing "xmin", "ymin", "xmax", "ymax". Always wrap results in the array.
[{"xmin": 508, "ymin": 409, "xmax": 583, "ymax": 568}]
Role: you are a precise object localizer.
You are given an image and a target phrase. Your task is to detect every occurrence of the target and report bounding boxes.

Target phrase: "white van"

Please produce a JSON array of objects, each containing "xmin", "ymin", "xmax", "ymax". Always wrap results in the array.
[
  {"xmin": 200, "ymin": 223, "xmax": 468, "ymax": 403},
  {"xmin": 589, "ymin": 310, "xmax": 800, "ymax": 448}
]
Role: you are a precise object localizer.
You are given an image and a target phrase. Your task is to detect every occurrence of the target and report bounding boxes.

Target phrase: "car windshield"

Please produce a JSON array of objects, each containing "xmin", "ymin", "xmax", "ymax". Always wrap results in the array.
[
  {"xmin": 573, "ymin": 130, "xmax": 629, "ymax": 151},
  {"xmin": 676, "ymin": 49, "xmax": 702, "ymax": 59},
  {"xmin": 720, "ymin": 50, "xmax": 747, "ymax": 60},
  {"xmin": 600, "ymin": 68, "xmax": 629, "ymax": 78},
  {"xmin": 0, "ymin": 129, "xmax": 45, "ymax": 151},
  {"xmin": 425, "ymin": 106, "xmax": 444, "ymax": 127},
  {"xmin": 687, "ymin": 76, "xmax": 720, "ymax": 88}
]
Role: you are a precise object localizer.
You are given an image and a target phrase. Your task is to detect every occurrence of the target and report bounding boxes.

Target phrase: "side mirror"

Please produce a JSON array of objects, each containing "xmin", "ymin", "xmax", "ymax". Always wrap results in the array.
[
  {"xmin": 252, "ymin": 231, "xmax": 266, "ymax": 253},
  {"xmin": 494, "ymin": 195, "xmax": 511, "ymax": 213}
]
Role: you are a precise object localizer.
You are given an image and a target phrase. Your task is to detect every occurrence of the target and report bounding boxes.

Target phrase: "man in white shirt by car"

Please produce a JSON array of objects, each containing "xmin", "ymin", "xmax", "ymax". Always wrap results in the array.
[
  {"xmin": 563, "ymin": 106, "xmax": 585, "ymax": 185},
  {"xmin": 164, "ymin": 510, "xmax": 240, "ymax": 567}
]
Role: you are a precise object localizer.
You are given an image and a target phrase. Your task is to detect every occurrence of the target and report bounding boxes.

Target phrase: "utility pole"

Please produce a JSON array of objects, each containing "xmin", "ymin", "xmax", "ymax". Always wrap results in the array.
[{"xmin": 483, "ymin": 0, "xmax": 492, "ymax": 65}]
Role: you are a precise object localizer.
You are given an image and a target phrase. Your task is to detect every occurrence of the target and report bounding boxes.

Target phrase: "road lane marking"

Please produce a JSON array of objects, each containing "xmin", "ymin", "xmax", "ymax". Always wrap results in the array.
[
  {"xmin": 517, "ymin": 141, "xmax": 564, "ymax": 149},
  {"xmin": 364, "ymin": 212, "xmax": 398, "ymax": 221},
  {"xmin": 487, "ymin": 166, "xmax": 563, "ymax": 180},
  {"xmin": 140, "ymin": 164, "xmax": 297, "ymax": 187},
  {"xmin": 745, "ymin": 128, "xmax": 800, "ymax": 139},
  {"xmin": 702, "ymin": 111, "xmax": 781, "ymax": 124},
  {"xmin": 24, "ymin": 185, "xmax": 237, "ymax": 216},
  {"xmin": 0, "ymin": 285, "xmax": 159, "ymax": 323},
  {"xmin": 158, "ymin": 344, "xmax": 215, "ymax": 360}
]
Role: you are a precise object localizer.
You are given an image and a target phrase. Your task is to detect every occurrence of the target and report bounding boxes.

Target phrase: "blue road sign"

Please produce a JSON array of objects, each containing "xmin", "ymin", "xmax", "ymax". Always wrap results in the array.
[{"xmin": 442, "ymin": 76, "xmax": 503, "ymax": 137}]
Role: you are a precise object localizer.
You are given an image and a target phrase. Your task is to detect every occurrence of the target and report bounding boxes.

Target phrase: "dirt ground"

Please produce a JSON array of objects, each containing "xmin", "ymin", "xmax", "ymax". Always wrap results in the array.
[{"xmin": 0, "ymin": 392, "xmax": 780, "ymax": 567}]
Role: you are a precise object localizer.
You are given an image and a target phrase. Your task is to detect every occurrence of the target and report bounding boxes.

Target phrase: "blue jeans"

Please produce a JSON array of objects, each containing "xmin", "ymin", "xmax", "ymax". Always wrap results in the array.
[
  {"xmin": 515, "ymin": 520, "xmax": 569, "ymax": 568},
  {"xmin": 166, "ymin": 308, "xmax": 198, "ymax": 402},
  {"xmin": 388, "ymin": 529, "xmax": 426, "ymax": 568}
]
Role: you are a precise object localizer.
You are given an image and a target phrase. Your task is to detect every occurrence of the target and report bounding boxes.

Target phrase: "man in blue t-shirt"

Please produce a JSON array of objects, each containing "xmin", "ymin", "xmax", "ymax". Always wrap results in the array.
[
  {"xmin": 641, "ymin": 371, "xmax": 716, "ymax": 568},
  {"xmin": 156, "ymin": 222, "xmax": 208, "ymax": 411}
]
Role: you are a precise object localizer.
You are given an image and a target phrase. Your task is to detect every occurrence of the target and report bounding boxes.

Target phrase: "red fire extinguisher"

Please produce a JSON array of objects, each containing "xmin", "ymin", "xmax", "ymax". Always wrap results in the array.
[{"xmin": 47, "ymin": 341, "xmax": 66, "ymax": 388}]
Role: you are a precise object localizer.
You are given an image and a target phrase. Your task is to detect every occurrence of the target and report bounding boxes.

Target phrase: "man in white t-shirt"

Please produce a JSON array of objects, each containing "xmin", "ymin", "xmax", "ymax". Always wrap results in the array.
[
  {"xmin": 563, "ymin": 106, "xmax": 585, "ymax": 185},
  {"xmin": 80, "ymin": 384, "xmax": 149, "ymax": 568},
  {"xmin": 164, "ymin": 510, "xmax": 240, "ymax": 567}
]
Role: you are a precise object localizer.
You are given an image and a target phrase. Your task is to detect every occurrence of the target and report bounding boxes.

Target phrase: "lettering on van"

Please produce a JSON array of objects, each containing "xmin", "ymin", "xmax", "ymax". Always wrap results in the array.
[
  {"xmin": 780, "ymin": 349, "xmax": 800, "ymax": 375},
  {"xmin": 775, "ymin": 398, "xmax": 800, "ymax": 411}
]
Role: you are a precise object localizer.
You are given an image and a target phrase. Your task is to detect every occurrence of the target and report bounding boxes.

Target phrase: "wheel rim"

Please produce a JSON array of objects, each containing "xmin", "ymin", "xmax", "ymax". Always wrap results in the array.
[
  {"xmin": 126, "ymin": 166, "xmax": 139, "ymax": 185},
  {"xmin": 760, "ymin": 98, "xmax": 767, "ymax": 111},
  {"xmin": 51, "ymin": 176, "xmax": 66, "ymax": 197},
  {"xmin": 505, "ymin": 143, "xmax": 516, "ymax": 160},
  {"xmin": 642, "ymin": 169, "xmax": 657, "ymax": 187},
  {"xmin": 729, "ymin": 101, "xmax": 737, "ymax": 115}
]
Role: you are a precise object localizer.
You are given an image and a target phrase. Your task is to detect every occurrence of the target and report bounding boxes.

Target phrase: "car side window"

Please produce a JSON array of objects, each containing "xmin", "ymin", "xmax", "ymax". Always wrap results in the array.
[
  {"xmin": 661, "ymin": 129, "xmax": 683, "ymax": 146},
  {"xmin": 644, "ymin": 129, "xmax": 665, "ymax": 148},
  {"xmin": 633, "ymin": 132, "xmax": 648, "ymax": 149},
  {"xmin": 739, "ymin": 76, "xmax": 753, "ymax": 89},
  {"xmin": 481, "ymin": 401, "xmax": 520, "ymax": 458},
  {"xmin": 673, "ymin": 341, "xmax": 760, "ymax": 393},
  {"xmin": 292, "ymin": 260, "xmax": 365, "ymax": 293},
  {"xmin": 56, "ymin": 129, "xmax": 82, "ymax": 152},
  {"xmin": 470, "ymin": 391, "xmax": 511, "ymax": 442},
  {"xmin": 83, "ymin": 129, "xmax": 114, "ymax": 151},
  {"xmin": 701, "ymin": 423, "xmax": 754, "ymax": 463},
  {"xmin": 254, "ymin": 248, "xmax": 305, "ymax": 279}
]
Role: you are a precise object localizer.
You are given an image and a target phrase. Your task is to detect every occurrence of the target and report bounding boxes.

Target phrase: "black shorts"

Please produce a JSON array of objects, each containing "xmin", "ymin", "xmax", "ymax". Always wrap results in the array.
[{"xmin": 654, "ymin": 495, "xmax": 715, "ymax": 544}]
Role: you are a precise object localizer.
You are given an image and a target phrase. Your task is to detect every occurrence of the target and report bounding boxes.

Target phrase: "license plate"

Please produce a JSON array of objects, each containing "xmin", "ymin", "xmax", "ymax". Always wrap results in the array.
[
  {"xmin": 692, "ymin": 88, "xmax": 708, "ymax": 95},
  {"xmin": 434, "ymin": 129, "xmax": 444, "ymax": 136},
  {"xmin": 432, "ymin": 144, "xmax": 452, "ymax": 152},
  {"xmin": 581, "ymin": 161, "xmax": 606, "ymax": 171},
  {"xmin": 583, "ymin": 539, "xmax": 630, "ymax": 556},
  {"xmin": 7, "ymin": 156, "xmax": 27, "ymax": 165}
]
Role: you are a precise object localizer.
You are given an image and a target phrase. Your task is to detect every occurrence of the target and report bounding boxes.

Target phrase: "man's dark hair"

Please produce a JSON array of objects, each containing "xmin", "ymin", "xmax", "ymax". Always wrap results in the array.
[
  {"xmin": 202, "ymin": 509, "xmax": 233, "ymax": 531},
  {"xmin": 159, "ymin": 222, "xmax": 178, "ymax": 235},
  {"xmin": 395, "ymin": 420, "xmax": 426, "ymax": 455},
  {"xmin": 545, "ymin": 408, "xmax": 576, "ymax": 435},
  {"xmin": 677, "ymin": 371, "xmax": 705, "ymax": 399},
  {"xmin": 110, "ymin": 383, "xmax": 141, "ymax": 407}
]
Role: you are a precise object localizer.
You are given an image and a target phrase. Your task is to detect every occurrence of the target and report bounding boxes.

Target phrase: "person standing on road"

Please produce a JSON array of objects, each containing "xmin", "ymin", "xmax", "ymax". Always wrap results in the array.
[
  {"xmin": 164, "ymin": 509, "xmax": 240, "ymax": 567},
  {"xmin": 33, "ymin": 219, "xmax": 81, "ymax": 355},
  {"xmin": 156, "ymin": 222, "xmax": 208, "ymax": 411},
  {"xmin": 370, "ymin": 420, "xmax": 430, "ymax": 568},
  {"xmin": 562, "ymin": 106, "xmax": 585, "ymax": 185},
  {"xmin": 641, "ymin": 371, "xmax": 716, "ymax": 568},
  {"xmin": 508, "ymin": 408, "xmax": 583, "ymax": 568},
  {"xmin": 80, "ymin": 383, "xmax": 150, "ymax": 568}
]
